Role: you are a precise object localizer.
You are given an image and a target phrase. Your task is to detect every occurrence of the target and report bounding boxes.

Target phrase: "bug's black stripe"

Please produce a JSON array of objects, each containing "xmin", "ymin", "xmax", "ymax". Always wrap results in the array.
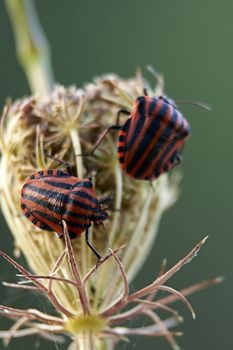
[
  {"xmin": 117, "ymin": 146, "xmax": 124, "ymax": 153},
  {"xmin": 40, "ymin": 223, "xmax": 53, "ymax": 230},
  {"xmin": 148, "ymin": 98, "xmax": 158, "ymax": 115},
  {"xmin": 175, "ymin": 112, "xmax": 191, "ymax": 137},
  {"xmin": 62, "ymin": 209, "xmax": 91, "ymax": 220},
  {"xmin": 179, "ymin": 118, "xmax": 191, "ymax": 138},
  {"xmin": 24, "ymin": 184, "xmax": 68, "ymax": 205},
  {"xmin": 22, "ymin": 193, "xmax": 65, "ymax": 214},
  {"xmin": 33, "ymin": 210, "xmax": 91, "ymax": 229},
  {"xmin": 44, "ymin": 179, "xmax": 93, "ymax": 190},
  {"xmin": 67, "ymin": 221, "xmax": 91, "ymax": 228},
  {"xmin": 127, "ymin": 97, "xmax": 146, "ymax": 150},
  {"xmin": 33, "ymin": 209, "xmax": 60, "ymax": 225},
  {"xmin": 69, "ymin": 231, "xmax": 78, "ymax": 239},
  {"xmin": 126, "ymin": 101, "xmax": 169, "ymax": 173},
  {"xmin": 56, "ymin": 170, "xmax": 70, "ymax": 177},
  {"xmin": 153, "ymin": 137, "xmax": 178, "ymax": 175},
  {"xmin": 63, "ymin": 207, "xmax": 107, "ymax": 221},
  {"xmin": 71, "ymin": 190, "xmax": 99, "ymax": 205},
  {"xmin": 121, "ymin": 118, "xmax": 131, "ymax": 132},
  {"xmin": 67, "ymin": 197, "xmax": 101, "ymax": 213},
  {"xmin": 44, "ymin": 180, "xmax": 73, "ymax": 190},
  {"xmin": 163, "ymin": 149, "xmax": 180, "ymax": 172},
  {"xmin": 22, "ymin": 193, "xmax": 98, "ymax": 219},
  {"xmin": 22, "ymin": 191, "xmax": 102, "ymax": 214},
  {"xmin": 75, "ymin": 181, "xmax": 93, "ymax": 189},
  {"xmin": 22, "ymin": 205, "xmax": 53, "ymax": 230},
  {"xmin": 163, "ymin": 163, "xmax": 169, "ymax": 172},
  {"xmin": 118, "ymin": 135, "xmax": 125, "ymax": 142},
  {"xmin": 134, "ymin": 108, "xmax": 178, "ymax": 178}
]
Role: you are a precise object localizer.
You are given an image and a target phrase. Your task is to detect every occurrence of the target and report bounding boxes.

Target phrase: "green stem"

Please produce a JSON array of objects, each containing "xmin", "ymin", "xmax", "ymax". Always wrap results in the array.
[{"xmin": 5, "ymin": 0, "xmax": 54, "ymax": 95}]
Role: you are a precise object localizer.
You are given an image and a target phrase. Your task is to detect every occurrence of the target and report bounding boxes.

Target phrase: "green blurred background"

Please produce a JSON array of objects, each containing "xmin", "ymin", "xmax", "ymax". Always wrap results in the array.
[{"xmin": 0, "ymin": 0, "xmax": 232, "ymax": 349}]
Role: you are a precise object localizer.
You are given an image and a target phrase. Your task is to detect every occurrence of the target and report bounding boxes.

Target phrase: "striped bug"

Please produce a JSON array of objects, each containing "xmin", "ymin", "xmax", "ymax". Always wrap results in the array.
[
  {"xmin": 87, "ymin": 94, "xmax": 192, "ymax": 181},
  {"xmin": 117, "ymin": 95, "xmax": 192, "ymax": 180},
  {"xmin": 21, "ymin": 169, "xmax": 108, "ymax": 259}
]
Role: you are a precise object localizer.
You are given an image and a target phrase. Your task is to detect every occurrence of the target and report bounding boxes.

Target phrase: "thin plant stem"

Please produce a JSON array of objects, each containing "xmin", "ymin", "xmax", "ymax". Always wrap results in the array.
[{"xmin": 5, "ymin": 0, "xmax": 54, "ymax": 95}]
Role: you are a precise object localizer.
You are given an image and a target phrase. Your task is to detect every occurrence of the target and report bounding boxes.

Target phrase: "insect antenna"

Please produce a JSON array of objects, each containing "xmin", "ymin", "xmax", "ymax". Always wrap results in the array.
[
  {"xmin": 147, "ymin": 66, "xmax": 211, "ymax": 111},
  {"xmin": 175, "ymin": 100, "xmax": 211, "ymax": 111},
  {"xmin": 44, "ymin": 153, "xmax": 73, "ymax": 175}
]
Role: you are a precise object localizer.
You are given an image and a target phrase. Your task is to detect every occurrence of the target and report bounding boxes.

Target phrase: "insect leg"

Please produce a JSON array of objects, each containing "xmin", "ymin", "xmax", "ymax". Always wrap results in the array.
[
  {"xmin": 44, "ymin": 153, "xmax": 72, "ymax": 175},
  {"xmin": 78, "ymin": 110, "xmax": 130, "ymax": 158},
  {"xmin": 85, "ymin": 229, "xmax": 101, "ymax": 260},
  {"xmin": 115, "ymin": 109, "xmax": 130, "ymax": 125},
  {"xmin": 82, "ymin": 125, "xmax": 122, "ymax": 157},
  {"xmin": 98, "ymin": 194, "xmax": 114, "ymax": 205}
]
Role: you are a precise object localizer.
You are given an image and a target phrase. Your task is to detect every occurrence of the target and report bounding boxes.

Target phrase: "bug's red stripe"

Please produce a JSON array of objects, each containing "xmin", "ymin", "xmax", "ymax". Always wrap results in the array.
[
  {"xmin": 22, "ymin": 181, "xmax": 94, "ymax": 215},
  {"xmin": 152, "ymin": 117, "xmax": 191, "ymax": 178},
  {"xmin": 123, "ymin": 100, "xmax": 150, "ymax": 165},
  {"xmin": 126, "ymin": 97, "xmax": 151, "ymax": 149},
  {"xmin": 22, "ymin": 190, "xmax": 96, "ymax": 226},
  {"xmin": 117, "ymin": 130, "xmax": 126, "ymax": 166},
  {"xmin": 21, "ymin": 169, "xmax": 108, "ymax": 241},
  {"xmin": 69, "ymin": 191, "xmax": 106, "ymax": 221},
  {"xmin": 21, "ymin": 191, "xmax": 65, "ymax": 214},
  {"xmin": 21, "ymin": 191, "xmax": 93, "ymax": 237},
  {"xmin": 33, "ymin": 209, "xmax": 91, "ymax": 229},
  {"xmin": 124, "ymin": 98, "xmax": 164, "ymax": 174},
  {"xmin": 30, "ymin": 210, "xmax": 61, "ymax": 233},
  {"xmin": 125, "ymin": 103, "xmax": 141, "ymax": 145},
  {"xmin": 152, "ymin": 137, "xmax": 179, "ymax": 178},
  {"xmin": 118, "ymin": 152, "xmax": 124, "ymax": 159},
  {"xmin": 23, "ymin": 182, "xmax": 100, "ymax": 213},
  {"xmin": 135, "ymin": 108, "xmax": 179, "ymax": 179},
  {"xmin": 127, "ymin": 103, "xmax": 173, "ymax": 178},
  {"xmin": 21, "ymin": 204, "xmax": 54, "ymax": 231},
  {"xmin": 158, "ymin": 139, "xmax": 184, "ymax": 175}
]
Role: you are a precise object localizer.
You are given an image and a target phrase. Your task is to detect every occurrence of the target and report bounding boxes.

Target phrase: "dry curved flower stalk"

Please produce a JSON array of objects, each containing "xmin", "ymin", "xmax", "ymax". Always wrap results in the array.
[{"xmin": 0, "ymin": 73, "xmax": 221, "ymax": 349}]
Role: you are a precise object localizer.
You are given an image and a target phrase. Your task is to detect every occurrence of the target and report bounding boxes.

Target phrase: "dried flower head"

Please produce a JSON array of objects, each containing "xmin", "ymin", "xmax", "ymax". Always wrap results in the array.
[{"xmin": 0, "ymin": 72, "xmax": 221, "ymax": 350}]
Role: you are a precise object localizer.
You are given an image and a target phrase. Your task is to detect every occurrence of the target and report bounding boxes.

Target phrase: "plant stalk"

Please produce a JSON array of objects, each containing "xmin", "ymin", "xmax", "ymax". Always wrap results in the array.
[
  {"xmin": 5, "ymin": 0, "xmax": 54, "ymax": 95},
  {"xmin": 69, "ymin": 335, "xmax": 114, "ymax": 350}
]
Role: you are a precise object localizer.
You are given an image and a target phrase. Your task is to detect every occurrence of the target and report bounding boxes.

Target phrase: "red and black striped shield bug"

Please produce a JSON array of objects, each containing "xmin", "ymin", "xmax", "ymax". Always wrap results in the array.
[
  {"xmin": 116, "ymin": 95, "xmax": 192, "ymax": 180},
  {"xmin": 86, "ymin": 94, "xmax": 192, "ymax": 181},
  {"xmin": 85, "ymin": 68, "xmax": 210, "ymax": 182},
  {"xmin": 21, "ymin": 169, "xmax": 108, "ymax": 259}
]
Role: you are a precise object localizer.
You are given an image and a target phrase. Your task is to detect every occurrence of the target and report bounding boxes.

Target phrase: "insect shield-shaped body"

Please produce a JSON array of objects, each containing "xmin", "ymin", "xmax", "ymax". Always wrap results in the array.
[
  {"xmin": 117, "ymin": 96, "xmax": 191, "ymax": 180},
  {"xmin": 21, "ymin": 170, "xmax": 108, "ymax": 259}
]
